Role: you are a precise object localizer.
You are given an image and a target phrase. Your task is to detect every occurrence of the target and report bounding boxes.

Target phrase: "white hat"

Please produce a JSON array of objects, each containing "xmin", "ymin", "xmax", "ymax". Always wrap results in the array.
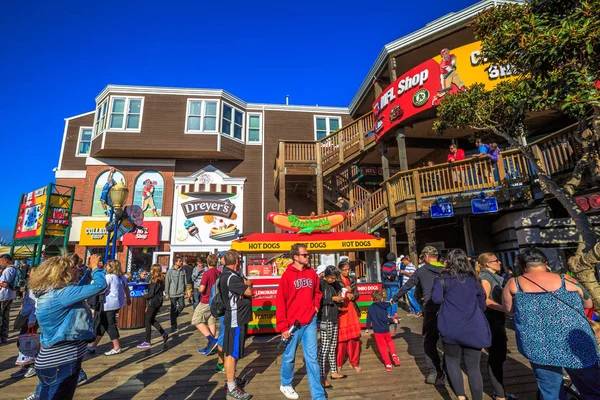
[{"xmin": 316, "ymin": 265, "xmax": 327, "ymax": 275}]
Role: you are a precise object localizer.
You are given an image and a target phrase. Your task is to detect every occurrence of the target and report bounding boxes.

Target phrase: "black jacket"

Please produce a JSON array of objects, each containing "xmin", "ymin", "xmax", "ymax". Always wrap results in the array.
[
  {"xmin": 146, "ymin": 280, "xmax": 165, "ymax": 308},
  {"xmin": 393, "ymin": 262, "xmax": 444, "ymax": 312},
  {"xmin": 319, "ymin": 278, "xmax": 340, "ymax": 323}
]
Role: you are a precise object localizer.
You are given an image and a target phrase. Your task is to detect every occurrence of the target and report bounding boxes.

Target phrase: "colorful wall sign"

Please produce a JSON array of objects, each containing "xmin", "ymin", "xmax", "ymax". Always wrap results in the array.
[
  {"xmin": 14, "ymin": 187, "xmax": 47, "ymax": 240},
  {"xmin": 430, "ymin": 202, "xmax": 454, "ymax": 219},
  {"xmin": 121, "ymin": 221, "xmax": 161, "ymax": 246},
  {"xmin": 373, "ymin": 41, "xmax": 516, "ymax": 141},
  {"xmin": 133, "ymin": 171, "xmax": 164, "ymax": 217},
  {"xmin": 359, "ymin": 166, "xmax": 401, "ymax": 176},
  {"xmin": 91, "ymin": 170, "xmax": 126, "ymax": 216},
  {"xmin": 79, "ymin": 220, "xmax": 109, "ymax": 246},
  {"xmin": 471, "ymin": 197, "xmax": 499, "ymax": 214},
  {"xmin": 575, "ymin": 192, "xmax": 600, "ymax": 213},
  {"xmin": 267, "ymin": 212, "xmax": 347, "ymax": 234},
  {"xmin": 171, "ymin": 169, "xmax": 244, "ymax": 249}
]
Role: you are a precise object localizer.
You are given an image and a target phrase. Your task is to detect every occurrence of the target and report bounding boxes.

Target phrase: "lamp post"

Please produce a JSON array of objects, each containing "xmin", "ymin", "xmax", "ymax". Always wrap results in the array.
[{"xmin": 104, "ymin": 180, "xmax": 129, "ymax": 263}]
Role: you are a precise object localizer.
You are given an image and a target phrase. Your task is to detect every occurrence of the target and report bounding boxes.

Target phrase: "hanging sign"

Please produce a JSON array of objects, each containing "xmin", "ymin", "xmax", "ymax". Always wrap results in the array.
[
  {"xmin": 267, "ymin": 212, "xmax": 346, "ymax": 234},
  {"xmin": 430, "ymin": 202, "xmax": 454, "ymax": 219},
  {"xmin": 471, "ymin": 197, "xmax": 499, "ymax": 214}
]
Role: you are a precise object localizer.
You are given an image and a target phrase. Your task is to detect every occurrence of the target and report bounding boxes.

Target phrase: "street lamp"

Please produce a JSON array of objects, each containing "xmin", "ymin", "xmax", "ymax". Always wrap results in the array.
[{"xmin": 105, "ymin": 178, "xmax": 129, "ymax": 263}]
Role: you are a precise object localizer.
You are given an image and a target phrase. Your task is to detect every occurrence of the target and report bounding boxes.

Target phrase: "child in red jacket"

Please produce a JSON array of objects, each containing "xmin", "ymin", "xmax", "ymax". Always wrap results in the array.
[{"xmin": 365, "ymin": 290, "xmax": 400, "ymax": 372}]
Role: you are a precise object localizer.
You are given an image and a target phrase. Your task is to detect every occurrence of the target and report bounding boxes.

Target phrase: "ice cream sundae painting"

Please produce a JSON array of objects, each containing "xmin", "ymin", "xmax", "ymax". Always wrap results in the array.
[{"xmin": 208, "ymin": 218, "xmax": 239, "ymax": 242}]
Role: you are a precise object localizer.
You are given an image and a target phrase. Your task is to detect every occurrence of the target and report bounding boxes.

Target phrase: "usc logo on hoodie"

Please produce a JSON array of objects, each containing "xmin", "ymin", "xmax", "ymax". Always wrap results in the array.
[{"xmin": 293, "ymin": 278, "xmax": 314, "ymax": 289}]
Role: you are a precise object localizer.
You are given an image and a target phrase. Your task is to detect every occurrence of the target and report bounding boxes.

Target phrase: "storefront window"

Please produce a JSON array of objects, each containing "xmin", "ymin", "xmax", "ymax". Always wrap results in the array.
[{"xmin": 128, "ymin": 247, "xmax": 155, "ymax": 274}]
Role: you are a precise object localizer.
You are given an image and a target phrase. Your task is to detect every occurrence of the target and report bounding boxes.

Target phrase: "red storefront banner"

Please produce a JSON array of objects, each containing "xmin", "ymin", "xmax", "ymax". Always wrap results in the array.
[{"xmin": 121, "ymin": 221, "xmax": 161, "ymax": 246}]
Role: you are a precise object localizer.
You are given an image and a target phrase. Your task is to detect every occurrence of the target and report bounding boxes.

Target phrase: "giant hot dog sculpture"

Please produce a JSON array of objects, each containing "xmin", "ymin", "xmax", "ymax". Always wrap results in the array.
[{"xmin": 267, "ymin": 212, "xmax": 346, "ymax": 234}]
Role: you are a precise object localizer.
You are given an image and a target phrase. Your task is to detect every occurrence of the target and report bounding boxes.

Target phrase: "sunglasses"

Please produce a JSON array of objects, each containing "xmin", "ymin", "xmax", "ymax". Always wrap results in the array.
[
  {"xmin": 298, "ymin": 254, "xmax": 309, "ymax": 258},
  {"xmin": 488, "ymin": 259, "xmax": 500, "ymax": 263}
]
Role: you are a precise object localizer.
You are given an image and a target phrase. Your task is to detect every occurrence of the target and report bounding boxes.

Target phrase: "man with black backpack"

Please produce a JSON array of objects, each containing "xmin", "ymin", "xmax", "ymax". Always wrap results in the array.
[
  {"xmin": 0, "ymin": 254, "xmax": 17, "ymax": 344},
  {"xmin": 217, "ymin": 250, "xmax": 253, "ymax": 400}
]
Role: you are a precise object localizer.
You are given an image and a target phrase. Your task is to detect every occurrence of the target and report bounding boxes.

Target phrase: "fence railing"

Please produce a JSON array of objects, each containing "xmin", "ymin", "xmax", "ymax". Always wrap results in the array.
[{"xmin": 320, "ymin": 112, "xmax": 375, "ymax": 172}]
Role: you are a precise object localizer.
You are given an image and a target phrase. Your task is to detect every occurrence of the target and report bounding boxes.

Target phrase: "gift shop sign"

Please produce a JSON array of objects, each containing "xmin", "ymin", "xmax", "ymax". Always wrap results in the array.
[
  {"xmin": 372, "ymin": 41, "xmax": 517, "ymax": 141},
  {"xmin": 121, "ymin": 221, "xmax": 160, "ymax": 246}
]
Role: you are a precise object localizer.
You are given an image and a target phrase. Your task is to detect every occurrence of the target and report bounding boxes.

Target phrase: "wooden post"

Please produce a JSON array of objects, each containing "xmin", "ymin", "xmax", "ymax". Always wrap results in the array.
[
  {"xmin": 278, "ymin": 141, "xmax": 286, "ymax": 214},
  {"xmin": 380, "ymin": 141, "xmax": 390, "ymax": 181},
  {"xmin": 373, "ymin": 77, "xmax": 383, "ymax": 97},
  {"xmin": 405, "ymin": 214, "xmax": 418, "ymax": 265},
  {"xmin": 338, "ymin": 132, "xmax": 345, "ymax": 165},
  {"xmin": 316, "ymin": 142, "xmax": 324, "ymax": 215},
  {"xmin": 396, "ymin": 127, "xmax": 408, "ymax": 171},
  {"xmin": 497, "ymin": 153, "xmax": 507, "ymax": 183},
  {"xmin": 413, "ymin": 171, "xmax": 422, "ymax": 211},
  {"xmin": 347, "ymin": 167, "xmax": 355, "ymax": 207},
  {"xmin": 388, "ymin": 57, "xmax": 397, "ymax": 82},
  {"xmin": 387, "ymin": 223, "xmax": 398, "ymax": 257}
]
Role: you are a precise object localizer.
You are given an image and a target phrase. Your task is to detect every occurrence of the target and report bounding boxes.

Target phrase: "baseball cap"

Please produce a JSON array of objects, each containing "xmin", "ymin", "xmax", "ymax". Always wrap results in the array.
[
  {"xmin": 316, "ymin": 265, "xmax": 327, "ymax": 275},
  {"xmin": 218, "ymin": 251, "xmax": 226, "ymax": 259},
  {"xmin": 421, "ymin": 246, "xmax": 439, "ymax": 257}
]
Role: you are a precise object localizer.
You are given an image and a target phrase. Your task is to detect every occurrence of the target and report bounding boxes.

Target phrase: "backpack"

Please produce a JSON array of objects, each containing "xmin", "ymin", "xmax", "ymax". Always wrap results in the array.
[
  {"xmin": 7, "ymin": 267, "xmax": 24, "ymax": 290},
  {"xmin": 210, "ymin": 273, "xmax": 233, "ymax": 318}
]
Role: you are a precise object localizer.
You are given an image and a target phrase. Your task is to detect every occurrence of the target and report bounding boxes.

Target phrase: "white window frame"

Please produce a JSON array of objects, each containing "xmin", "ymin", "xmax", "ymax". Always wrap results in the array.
[
  {"xmin": 106, "ymin": 96, "xmax": 145, "ymax": 132},
  {"xmin": 246, "ymin": 113, "xmax": 263, "ymax": 145},
  {"xmin": 314, "ymin": 115, "xmax": 342, "ymax": 141},
  {"xmin": 93, "ymin": 100, "xmax": 108, "ymax": 138},
  {"xmin": 221, "ymin": 102, "xmax": 245, "ymax": 143},
  {"xmin": 184, "ymin": 99, "xmax": 220, "ymax": 134},
  {"xmin": 76, "ymin": 126, "xmax": 94, "ymax": 157}
]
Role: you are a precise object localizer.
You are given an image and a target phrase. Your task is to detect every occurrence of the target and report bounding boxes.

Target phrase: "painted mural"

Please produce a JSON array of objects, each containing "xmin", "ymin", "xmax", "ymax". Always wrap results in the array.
[
  {"xmin": 133, "ymin": 171, "xmax": 164, "ymax": 217},
  {"xmin": 91, "ymin": 169, "xmax": 126, "ymax": 216}
]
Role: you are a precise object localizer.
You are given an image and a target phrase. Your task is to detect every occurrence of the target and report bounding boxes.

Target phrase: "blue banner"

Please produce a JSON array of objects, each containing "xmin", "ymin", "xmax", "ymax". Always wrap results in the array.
[
  {"xmin": 430, "ymin": 202, "xmax": 454, "ymax": 219},
  {"xmin": 471, "ymin": 197, "xmax": 499, "ymax": 214}
]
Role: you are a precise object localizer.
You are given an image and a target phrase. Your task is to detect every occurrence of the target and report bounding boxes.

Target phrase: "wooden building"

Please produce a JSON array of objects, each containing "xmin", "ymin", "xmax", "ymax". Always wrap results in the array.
[{"xmin": 55, "ymin": 85, "xmax": 349, "ymax": 271}]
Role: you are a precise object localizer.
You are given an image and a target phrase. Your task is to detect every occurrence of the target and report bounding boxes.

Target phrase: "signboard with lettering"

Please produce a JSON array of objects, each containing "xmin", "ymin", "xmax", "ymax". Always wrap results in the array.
[
  {"xmin": 121, "ymin": 221, "xmax": 161, "ymax": 246},
  {"xmin": 373, "ymin": 41, "xmax": 517, "ymax": 141},
  {"xmin": 575, "ymin": 192, "xmax": 600, "ymax": 213},
  {"xmin": 267, "ymin": 212, "xmax": 346, "ymax": 234},
  {"xmin": 471, "ymin": 197, "xmax": 499, "ymax": 214},
  {"xmin": 430, "ymin": 202, "xmax": 454, "ymax": 219},
  {"xmin": 231, "ymin": 232, "xmax": 386, "ymax": 252},
  {"xmin": 79, "ymin": 220, "xmax": 109, "ymax": 246}
]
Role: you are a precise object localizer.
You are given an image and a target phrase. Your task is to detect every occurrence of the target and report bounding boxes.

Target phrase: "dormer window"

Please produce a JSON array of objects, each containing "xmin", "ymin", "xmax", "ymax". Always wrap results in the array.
[
  {"xmin": 185, "ymin": 100, "xmax": 218, "ymax": 133},
  {"xmin": 108, "ymin": 96, "xmax": 144, "ymax": 131}
]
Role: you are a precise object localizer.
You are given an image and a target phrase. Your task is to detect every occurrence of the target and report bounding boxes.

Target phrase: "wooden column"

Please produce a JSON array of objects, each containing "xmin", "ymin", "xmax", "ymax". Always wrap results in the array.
[
  {"xmin": 380, "ymin": 141, "xmax": 390, "ymax": 180},
  {"xmin": 387, "ymin": 224, "xmax": 398, "ymax": 257},
  {"xmin": 347, "ymin": 166, "xmax": 355, "ymax": 207},
  {"xmin": 396, "ymin": 127, "xmax": 408, "ymax": 171},
  {"xmin": 373, "ymin": 77, "xmax": 383, "ymax": 97},
  {"xmin": 316, "ymin": 142, "xmax": 324, "ymax": 215},
  {"xmin": 278, "ymin": 141, "xmax": 286, "ymax": 214},
  {"xmin": 388, "ymin": 57, "xmax": 397, "ymax": 82},
  {"xmin": 405, "ymin": 214, "xmax": 418, "ymax": 265}
]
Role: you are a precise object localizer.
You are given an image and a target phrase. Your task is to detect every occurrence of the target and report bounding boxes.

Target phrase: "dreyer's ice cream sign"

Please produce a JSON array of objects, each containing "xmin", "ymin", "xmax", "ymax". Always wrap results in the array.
[{"xmin": 181, "ymin": 199, "xmax": 235, "ymax": 219}]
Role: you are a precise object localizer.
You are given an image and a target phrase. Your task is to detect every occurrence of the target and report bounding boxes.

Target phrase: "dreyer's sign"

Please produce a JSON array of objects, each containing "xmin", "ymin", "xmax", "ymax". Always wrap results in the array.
[
  {"xmin": 181, "ymin": 199, "xmax": 235, "ymax": 219},
  {"xmin": 373, "ymin": 41, "xmax": 516, "ymax": 141}
]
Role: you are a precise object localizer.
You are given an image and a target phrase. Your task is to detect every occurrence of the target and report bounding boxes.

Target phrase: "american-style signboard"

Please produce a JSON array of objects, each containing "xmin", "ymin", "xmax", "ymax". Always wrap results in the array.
[
  {"xmin": 267, "ymin": 211, "xmax": 346, "ymax": 234},
  {"xmin": 373, "ymin": 41, "xmax": 517, "ymax": 141}
]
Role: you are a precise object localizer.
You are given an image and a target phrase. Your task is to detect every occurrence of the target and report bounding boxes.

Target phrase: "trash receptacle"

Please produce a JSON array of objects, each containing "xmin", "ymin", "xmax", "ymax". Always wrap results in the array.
[{"xmin": 118, "ymin": 282, "xmax": 148, "ymax": 329}]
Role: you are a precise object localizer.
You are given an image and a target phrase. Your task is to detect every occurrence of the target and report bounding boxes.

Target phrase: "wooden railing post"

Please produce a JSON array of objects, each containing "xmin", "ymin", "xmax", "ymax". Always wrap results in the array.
[
  {"xmin": 531, "ymin": 145, "xmax": 547, "ymax": 175},
  {"xmin": 497, "ymin": 153, "xmax": 506, "ymax": 183},
  {"xmin": 278, "ymin": 142, "xmax": 286, "ymax": 216},
  {"xmin": 338, "ymin": 132, "xmax": 345, "ymax": 165},
  {"xmin": 412, "ymin": 171, "xmax": 422, "ymax": 212},
  {"xmin": 315, "ymin": 142, "xmax": 324, "ymax": 215}
]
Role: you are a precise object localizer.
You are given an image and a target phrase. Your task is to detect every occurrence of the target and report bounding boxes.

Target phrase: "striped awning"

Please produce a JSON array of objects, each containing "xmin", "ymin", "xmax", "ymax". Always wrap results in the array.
[{"xmin": 180, "ymin": 183, "xmax": 238, "ymax": 195}]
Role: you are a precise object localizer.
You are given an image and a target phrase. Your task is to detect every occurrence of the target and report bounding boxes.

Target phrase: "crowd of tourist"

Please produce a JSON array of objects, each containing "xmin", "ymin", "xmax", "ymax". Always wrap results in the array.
[{"xmin": 1, "ymin": 240, "xmax": 600, "ymax": 400}]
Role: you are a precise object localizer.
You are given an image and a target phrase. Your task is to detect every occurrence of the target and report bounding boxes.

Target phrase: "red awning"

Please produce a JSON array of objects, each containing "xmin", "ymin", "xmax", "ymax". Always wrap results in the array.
[{"xmin": 231, "ymin": 231, "xmax": 386, "ymax": 252}]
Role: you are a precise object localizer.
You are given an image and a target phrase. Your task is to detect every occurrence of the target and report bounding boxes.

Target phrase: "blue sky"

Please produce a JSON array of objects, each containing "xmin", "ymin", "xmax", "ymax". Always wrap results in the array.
[{"xmin": 0, "ymin": 0, "xmax": 477, "ymax": 240}]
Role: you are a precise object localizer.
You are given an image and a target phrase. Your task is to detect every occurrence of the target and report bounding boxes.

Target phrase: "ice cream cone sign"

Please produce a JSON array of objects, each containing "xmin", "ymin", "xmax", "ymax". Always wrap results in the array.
[{"xmin": 184, "ymin": 220, "xmax": 202, "ymax": 242}]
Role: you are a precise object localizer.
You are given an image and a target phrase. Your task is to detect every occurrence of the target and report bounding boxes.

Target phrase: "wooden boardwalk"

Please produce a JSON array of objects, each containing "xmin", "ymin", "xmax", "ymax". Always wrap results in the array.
[{"xmin": 0, "ymin": 301, "xmax": 539, "ymax": 399}]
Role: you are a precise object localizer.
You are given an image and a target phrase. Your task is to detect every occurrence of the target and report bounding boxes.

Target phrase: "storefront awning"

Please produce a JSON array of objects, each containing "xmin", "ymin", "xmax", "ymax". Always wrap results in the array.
[
  {"xmin": 231, "ymin": 232, "xmax": 386, "ymax": 252},
  {"xmin": 180, "ymin": 183, "xmax": 238, "ymax": 195}
]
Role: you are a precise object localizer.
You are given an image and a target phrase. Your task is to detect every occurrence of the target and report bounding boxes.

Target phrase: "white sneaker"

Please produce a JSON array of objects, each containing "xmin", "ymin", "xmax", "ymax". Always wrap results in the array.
[
  {"xmin": 24, "ymin": 393, "xmax": 37, "ymax": 400},
  {"xmin": 279, "ymin": 385, "xmax": 299, "ymax": 399},
  {"xmin": 104, "ymin": 348, "xmax": 122, "ymax": 356},
  {"xmin": 24, "ymin": 367, "xmax": 36, "ymax": 378}
]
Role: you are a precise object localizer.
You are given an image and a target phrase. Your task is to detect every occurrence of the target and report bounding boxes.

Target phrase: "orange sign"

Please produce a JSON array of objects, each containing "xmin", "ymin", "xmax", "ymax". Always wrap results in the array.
[{"xmin": 267, "ymin": 212, "xmax": 346, "ymax": 234}]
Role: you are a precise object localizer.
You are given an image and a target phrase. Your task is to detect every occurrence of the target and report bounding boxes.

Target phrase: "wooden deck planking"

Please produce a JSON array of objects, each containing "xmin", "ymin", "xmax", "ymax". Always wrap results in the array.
[{"xmin": 0, "ymin": 301, "xmax": 539, "ymax": 399}]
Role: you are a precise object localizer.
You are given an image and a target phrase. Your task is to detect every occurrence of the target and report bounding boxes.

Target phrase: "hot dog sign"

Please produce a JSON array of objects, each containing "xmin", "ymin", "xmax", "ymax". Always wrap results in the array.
[{"xmin": 267, "ymin": 212, "xmax": 346, "ymax": 234}]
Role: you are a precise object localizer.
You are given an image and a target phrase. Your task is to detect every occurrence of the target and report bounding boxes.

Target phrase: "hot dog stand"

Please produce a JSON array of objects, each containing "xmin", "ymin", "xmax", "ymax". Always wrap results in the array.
[{"xmin": 231, "ymin": 227, "xmax": 386, "ymax": 334}]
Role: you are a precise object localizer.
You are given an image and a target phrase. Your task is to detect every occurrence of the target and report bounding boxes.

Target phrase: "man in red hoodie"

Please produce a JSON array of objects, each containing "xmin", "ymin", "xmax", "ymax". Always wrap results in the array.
[{"xmin": 276, "ymin": 244, "xmax": 326, "ymax": 400}]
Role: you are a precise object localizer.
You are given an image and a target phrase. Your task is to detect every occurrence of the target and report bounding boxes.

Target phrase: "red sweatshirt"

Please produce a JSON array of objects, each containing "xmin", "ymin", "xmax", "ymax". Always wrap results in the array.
[{"xmin": 276, "ymin": 263, "xmax": 322, "ymax": 333}]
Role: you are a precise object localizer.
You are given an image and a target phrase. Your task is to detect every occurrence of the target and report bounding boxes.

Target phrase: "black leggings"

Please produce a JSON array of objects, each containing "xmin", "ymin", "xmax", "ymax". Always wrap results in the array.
[
  {"xmin": 443, "ymin": 342, "xmax": 483, "ymax": 400},
  {"xmin": 145, "ymin": 306, "xmax": 165, "ymax": 343},
  {"xmin": 97, "ymin": 310, "xmax": 120, "ymax": 340},
  {"xmin": 487, "ymin": 328, "xmax": 508, "ymax": 398}
]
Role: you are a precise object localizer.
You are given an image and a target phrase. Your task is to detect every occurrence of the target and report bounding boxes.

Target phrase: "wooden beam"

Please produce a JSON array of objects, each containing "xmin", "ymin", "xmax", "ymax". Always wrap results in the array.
[
  {"xmin": 373, "ymin": 77, "xmax": 383, "ymax": 97},
  {"xmin": 387, "ymin": 224, "xmax": 398, "ymax": 257},
  {"xmin": 278, "ymin": 142, "xmax": 286, "ymax": 230},
  {"xmin": 347, "ymin": 167, "xmax": 355, "ymax": 207},
  {"xmin": 316, "ymin": 142, "xmax": 324, "ymax": 215},
  {"xmin": 396, "ymin": 127, "xmax": 408, "ymax": 171},
  {"xmin": 405, "ymin": 214, "xmax": 418, "ymax": 265},
  {"xmin": 388, "ymin": 57, "xmax": 397, "ymax": 82},
  {"xmin": 380, "ymin": 142, "xmax": 390, "ymax": 181}
]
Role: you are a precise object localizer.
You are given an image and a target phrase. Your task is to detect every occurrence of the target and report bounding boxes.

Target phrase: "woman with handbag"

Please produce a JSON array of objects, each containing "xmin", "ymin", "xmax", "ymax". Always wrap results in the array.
[
  {"xmin": 137, "ymin": 264, "xmax": 168, "ymax": 348},
  {"xmin": 432, "ymin": 249, "xmax": 491, "ymax": 400},
  {"xmin": 503, "ymin": 248, "xmax": 600, "ymax": 400},
  {"xmin": 28, "ymin": 253, "xmax": 106, "ymax": 399},
  {"xmin": 336, "ymin": 260, "xmax": 362, "ymax": 373}
]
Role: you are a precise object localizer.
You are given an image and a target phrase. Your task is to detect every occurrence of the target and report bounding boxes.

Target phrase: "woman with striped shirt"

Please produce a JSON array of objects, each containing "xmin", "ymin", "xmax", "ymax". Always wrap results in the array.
[{"xmin": 28, "ymin": 253, "xmax": 106, "ymax": 399}]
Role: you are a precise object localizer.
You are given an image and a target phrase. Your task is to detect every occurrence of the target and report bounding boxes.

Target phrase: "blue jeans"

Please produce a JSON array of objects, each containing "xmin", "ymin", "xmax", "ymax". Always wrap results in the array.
[
  {"xmin": 36, "ymin": 358, "xmax": 82, "ymax": 399},
  {"xmin": 385, "ymin": 285, "xmax": 399, "ymax": 316},
  {"xmin": 193, "ymin": 290, "xmax": 201, "ymax": 310},
  {"xmin": 280, "ymin": 316, "xmax": 326, "ymax": 400},
  {"xmin": 218, "ymin": 316, "xmax": 225, "ymax": 347},
  {"xmin": 531, "ymin": 362, "xmax": 600, "ymax": 400},
  {"xmin": 407, "ymin": 287, "xmax": 421, "ymax": 313}
]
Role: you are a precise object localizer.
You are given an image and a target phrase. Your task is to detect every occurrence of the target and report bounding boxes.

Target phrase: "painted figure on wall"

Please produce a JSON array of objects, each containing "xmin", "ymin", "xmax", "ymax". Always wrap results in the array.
[
  {"xmin": 92, "ymin": 168, "xmax": 126, "ymax": 216},
  {"xmin": 133, "ymin": 171, "xmax": 164, "ymax": 217},
  {"xmin": 432, "ymin": 48, "xmax": 467, "ymax": 106}
]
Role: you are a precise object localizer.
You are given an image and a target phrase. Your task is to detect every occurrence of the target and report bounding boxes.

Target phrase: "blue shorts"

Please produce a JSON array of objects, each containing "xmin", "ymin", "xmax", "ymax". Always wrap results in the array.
[{"xmin": 217, "ymin": 316, "xmax": 225, "ymax": 347}]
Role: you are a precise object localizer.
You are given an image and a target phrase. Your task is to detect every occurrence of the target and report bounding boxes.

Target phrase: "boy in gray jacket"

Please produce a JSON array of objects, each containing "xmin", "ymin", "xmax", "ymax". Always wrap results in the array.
[{"xmin": 165, "ymin": 257, "xmax": 187, "ymax": 332}]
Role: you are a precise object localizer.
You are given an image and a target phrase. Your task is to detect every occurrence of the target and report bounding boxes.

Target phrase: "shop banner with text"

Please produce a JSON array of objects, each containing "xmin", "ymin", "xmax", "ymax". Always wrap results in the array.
[{"xmin": 373, "ymin": 41, "xmax": 516, "ymax": 141}]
